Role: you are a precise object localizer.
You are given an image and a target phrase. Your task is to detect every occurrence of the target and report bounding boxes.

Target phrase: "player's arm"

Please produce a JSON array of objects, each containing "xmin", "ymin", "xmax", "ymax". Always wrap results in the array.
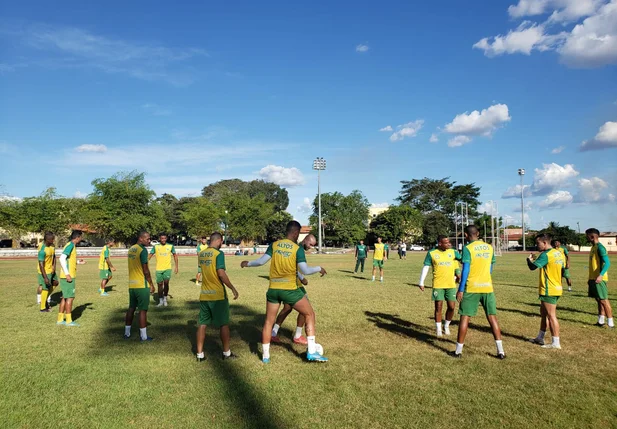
[
  {"xmin": 105, "ymin": 248, "xmax": 115, "ymax": 271},
  {"xmin": 173, "ymin": 246, "xmax": 179, "ymax": 274},
  {"xmin": 59, "ymin": 243, "xmax": 73, "ymax": 282},
  {"xmin": 297, "ymin": 272, "xmax": 308, "ymax": 286},
  {"xmin": 418, "ymin": 251, "xmax": 432, "ymax": 291},
  {"xmin": 355, "ymin": 246, "xmax": 358, "ymax": 259},
  {"xmin": 242, "ymin": 245, "xmax": 272, "ymax": 268},
  {"xmin": 140, "ymin": 249, "xmax": 155, "ymax": 293},
  {"xmin": 564, "ymin": 248, "xmax": 570, "ymax": 269},
  {"xmin": 597, "ymin": 244, "xmax": 611, "ymax": 282},
  {"xmin": 38, "ymin": 249, "xmax": 50, "ymax": 285},
  {"xmin": 148, "ymin": 246, "xmax": 155, "ymax": 261},
  {"xmin": 456, "ymin": 246, "xmax": 472, "ymax": 302},
  {"xmin": 296, "ymin": 246, "xmax": 326, "ymax": 276},
  {"xmin": 216, "ymin": 253, "xmax": 238, "ymax": 299}
]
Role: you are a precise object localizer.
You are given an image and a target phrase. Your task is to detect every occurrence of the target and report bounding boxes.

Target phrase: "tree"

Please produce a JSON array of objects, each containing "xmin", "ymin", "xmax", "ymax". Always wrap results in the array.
[
  {"xmin": 201, "ymin": 179, "xmax": 289, "ymax": 212},
  {"xmin": 397, "ymin": 177, "xmax": 481, "ymax": 218},
  {"xmin": 370, "ymin": 205, "xmax": 423, "ymax": 243},
  {"xmin": 266, "ymin": 211, "xmax": 294, "ymax": 242},
  {"xmin": 181, "ymin": 197, "xmax": 221, "ymax": 238},
  {"xmin": 473, "ymin": 212, "xmax": 504, "ymax": 242},
  {"xmin": 247, "ymin": 180, "xmax": 289, "ymax": 212},
  {"xmin": 309, "ymin": 190, "xmax": 370, "ymax": 246},
  {"xmin": 85, "ymin": 171, "xmax": 170, "ymax": 245},
  {"xmin": 0, "ymin": 197, "xmax": 27, "ymax": 241},
  {"xmin": 202, "ymin": 179, "xmax": 249, "ymax": 205},
  {"xmin": 226, "ymin": 194, "xmax": 274, "ymax": 244},
  {"xmin": 421, "ymin": 211, "xmax": 451, "ymax": 246}
]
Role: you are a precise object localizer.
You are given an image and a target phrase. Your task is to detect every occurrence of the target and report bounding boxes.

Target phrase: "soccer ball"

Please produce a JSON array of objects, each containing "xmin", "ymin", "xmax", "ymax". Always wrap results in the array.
[{"xmin": 315, "ymin": 343, "xmax": 324, "ymax": 355}]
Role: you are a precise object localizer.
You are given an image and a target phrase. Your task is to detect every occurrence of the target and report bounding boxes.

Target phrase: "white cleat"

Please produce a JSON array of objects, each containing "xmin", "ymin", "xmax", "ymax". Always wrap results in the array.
[
  {"xmin": 436, "ymin": 331, "xmax": 443, "ymax": 337},
  {"xmin": 156, "ymin": 302, "xmax": 164, "ymax": 308},
  {"xmin": 541, "ymin": 344, "xmax": 561, "ymax": 350},
  {"xmin": 163, "ymin": 301, "xmax": 168, "ymax": 307},
  {"xmin": 444, "ymin": 326, "xmax": 451, "ymax": 336}
]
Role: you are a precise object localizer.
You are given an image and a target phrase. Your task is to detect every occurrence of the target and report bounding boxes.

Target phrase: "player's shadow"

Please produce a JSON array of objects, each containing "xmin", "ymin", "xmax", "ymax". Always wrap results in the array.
[
  {"xmin": 497, "ymin": 306, "xmax": 584, "ymax": 325},
  {"xmin": 338, "ymin": 270, "xmax": 355, "ymax": 274},
  {"xmin": 104, "ymin": 285, "xmax": 116, "ymax": 292},
  {"xmin": 352, "ymin": 276, "xmax": 370, "ymax": 281},
  {"xmin": 406, "ymin": 284, "xmax": 432, "ymax": 289},
  {"xmin": 49, "ymin": 291, "xmax": 63, "ymax": 307},
  {"xmin": 365, "ymin": 311, "xmax": 452, "ymax": 353},
  {"xmin": 72, "ymin": 302, "xmax": 94, "ymax": 321},
  {"xmin": 258, "ymin": 275, "xmax": 270, "ymax": 281},
  {"xmin": 496, "ymin": 283, "xmax": 535, "ymax": 289},
  {"xmin": 467, "ymin": 322, "xmax": 529, "ymax": 343},
  {"xmin": 522, "ymin": 303, "xmax": 594, "ymax": 316}
]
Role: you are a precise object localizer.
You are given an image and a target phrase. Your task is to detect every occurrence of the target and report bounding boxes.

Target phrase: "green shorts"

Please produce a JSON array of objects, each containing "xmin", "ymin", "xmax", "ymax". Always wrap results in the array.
[
  {"xmin": 60, "ymin": 278, "xmax": 76, "ymax": 299},
  {"xmin": 299, "ymin": 286, "xmax": 307, "ymax": 295},
  {"xmin": 562, "ymin": 268, "xmax": 570, "ymax": 279},
  {"xmin": 156, "ymin": 269, "xmax": 172, "ymax": 283},
  {"xmin": 38, "ymin": 273, "xmax": 58, "ymax": 290},
  {"xmin": 459, "ymin": 292, "xmax": 497, "ymax": 317},
  {"xmin": 199, "ymin": 299, "xmax": 230, "ymax": 327},
  {"xmin": 432, "ymin": 287, "xmax": 457, "ymax": 302},
  {"xmin": 588, "ymin": 280, "xmax": 609, "ymax": 300},
  {"xmin": 373, "ymin": 259, "xmax": 384, "ymax": 268},
  {"xmin": 197, "ymin": 266, "xmax": 202, "ymax": 273},
  {"xmin": 539, "ymin": 295, "xmax": 560, "ymax": 305},
  {"xmin": 266, "ymin": 288, "xmax": 306, "ymax": 306},
  {"xmin": 129, "ymin": 288, "xmax": 150, "ymax": 311},
  {"xmin": 99, "ymin": 269, "xmax": 112, "ymax": 280}
]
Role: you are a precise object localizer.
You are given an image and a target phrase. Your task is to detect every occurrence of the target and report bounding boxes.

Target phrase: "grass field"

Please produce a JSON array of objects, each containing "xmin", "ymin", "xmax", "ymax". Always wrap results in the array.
[{"xmin": 2, "ymin": 251, "xmax": 617, "ymax": 429}]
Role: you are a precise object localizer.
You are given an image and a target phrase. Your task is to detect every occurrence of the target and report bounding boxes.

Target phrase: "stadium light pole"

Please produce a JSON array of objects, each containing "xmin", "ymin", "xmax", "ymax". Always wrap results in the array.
[
  {"xmin": 224, "ymin": 210, "xmax": 228, "ymax": 246},
  {"xmin": 518, "ymin": 168, "xmax": 526, "ymax": 251},
  {"xmin": 313, "ymin": 157, "xmax": 326, "ymax": 253}
]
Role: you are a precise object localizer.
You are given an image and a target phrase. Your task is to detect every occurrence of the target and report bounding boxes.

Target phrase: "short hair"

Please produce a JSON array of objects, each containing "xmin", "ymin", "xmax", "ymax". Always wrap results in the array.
[
  {"xmin": 159, "ymin": 233, "xmax": 168, "ymax": 238},
  {"xmin": 586, "ymin": 228, "xmax": 600, "ymax": 235},
  {"xmin": 201, "ymin": 236, "xmax": 208, "ymax": 239},
  {"xmin": 286, "ymin": 220, "xmax": 301, "ymax": 234},
  {"xmin": 70, "ymin": 230, "xmax": 83, "ymax": 240},
  {"xmin": 138, "ymin": 231, "xmax": 150, "ymax": 238},
  {"xmin": 536, "ymin": 233, "xmax": 552, "ymax": 243},
  {"xmin": 106, "ymin": 237, "xmax": 115, "ymax": 244},
  {"xmin": 44, "ymin": 231, "xmax": 55, "ymax": 240},
  {"xmin": 464, "ymin": 225, "xmax": 479, "ymax": 236},
  {"xmin": 437, "ymin": 235, "xmax": 448, "ymax": 243},
  {"xmin": 210, "ymin": 231, "xmax": 223, "ymax": 241}
]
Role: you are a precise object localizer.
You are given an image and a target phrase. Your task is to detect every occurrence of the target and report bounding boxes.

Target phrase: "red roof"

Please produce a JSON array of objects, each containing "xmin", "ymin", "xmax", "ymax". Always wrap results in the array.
[{"xmin": 300, "ymin": 226, "xmax": 312, "ymax": 234}]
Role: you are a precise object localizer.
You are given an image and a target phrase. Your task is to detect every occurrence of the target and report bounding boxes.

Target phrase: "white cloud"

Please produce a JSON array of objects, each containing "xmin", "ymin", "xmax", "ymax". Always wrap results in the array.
[
  {"xmin": 609, "ymin": 193, "xmax": 616, "ymax": 202},
  {"xmin": 370, "ymin": 203, "xmax": 390, "ymax": 208},
  {"xmin": 508, "ymin": 0, "xmax": 551, "ymax": 18},
  {"xmin": 429, "ymin": 133, "xmax": 439, "ymax": 143},
  {"xmin": 298, "ymin": 197, "xmax": 313, "ymax": 213},
  {"xmin": 76, "ymin": 144, "xmax": 107, "ymax": 153},
  {"xmin": 551, "ymin": 145, "xmax": 565, "ymax": 154},
  {"xmin": 473, "ymin": 22, "xmax": 560, "ymax": 57},
  {"xmin": 531, "ymin": 162, "xmax": 579, "ymax": 195},
  {"xmin": 73, "ymin": 190, "xmax": 87, "ymax": 199},
  {"xmin": 142, "ymin": 103, "xmax": 172, "ymax": 116},
  {"xmin": 575, "ymin": 177, "xmax": 609, "ymax": 202},
  {"xmin": 356, "ymin": 44, "xmax": 369, "ymax": 53},
  {"xmin": 379, "ymin": 125, "xmax": 393, "ymax": 132},
  {"xmin": 444, "ymin": 104, "xmax": 511, "ymax": 136},
  {"xmin": 502, "ymin": 184, "xmax": 532, "ymax": 198},
  {"xmin": 258, "ymin": 165, "xmax": 305, "ymax": 187},
  {"xmin": 512, "ymin": 201, "xmax": 534, "ymax": 213},
  {"xmin": 580, "ymin": 121, "xmax": 617, "ymax": 151},
  {"xmin": 538, "ymin": 190, "xmax": 574, "ymax": 208},
  {"xmin": 389, "ymin": 120, "xmax": 424, "ymax": 142},
  {"xmin": 447, "ymin": 135, "xmax": 472, "ymax": 147},
  {"xmin": 508, "ymin": 0, "xmax": 602, "ymax": 22}
]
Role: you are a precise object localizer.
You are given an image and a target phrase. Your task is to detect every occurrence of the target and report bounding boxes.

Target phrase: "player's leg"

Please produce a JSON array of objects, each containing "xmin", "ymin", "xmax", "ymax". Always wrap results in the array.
[
  {"xmin": 371, "ymin": 263, "xmax": 377, "ymax": 281},
  {"xmin": 444, "ymin": 290, "xmax": 456, "ymax": 335},
  {"xmin": 433, "ymin": 293, "xmax": 444, "ymax": 336},
  {"xmin": 293, "ymin": 313, "xmax": 307, "ymax": 344},
  {"xmin": 261, "ymin": 300, "xmax": 281, "ymax": 363},
  {"xmin": 196, "ymin": 324, "xmax": 207, "ymax": 360},
  {"xmin": 530, "ymin": 302, "xmax": 548, "ymax": 344},
  {"xmin": 272, "ymin": 304, "xmax": 293, "ymax": 342},
  {"xmin": 157, "ymin": 280, "xmax": 165, "ymax": 307},
  {"xmin": 163, "ymin": 278, "xmax": 170, "ymax": 306},
  {"xmin": 601, "ymin": 299, "xmax": 614, "ymax": 327},
  {"xmin": 217, "ymin": 299, "xmax": 235, "ymax": 360},
  {"xmin": 292, "ymin": 295, "xmax": 326, "ymax": 361},
  {"xmin": 455, "ymin": 315, "xmax": 470, "ymax": 356},
  {"xmin": 482, "ymin": 292, "xmax": 504, "ymax": 357},
  {"xmin": 64, "ymin": 297, "xmax": 75, "ymax": 326},
  {"xmin": 360, "ymin": 258, "xmax": 365, "ymax": 272},
  {"xmin": 542, "ymin": 301, "xmax": 561, "ymax": 348},
  {"xmin": 354, "ymin": 258, "xmax": 360, "ymax": 273},
  {"xmin": 57, "ymin": 296, "xmax": 66, "ymax": 325},
  {"xmin": 379, "ymin": 266, "xmax": 384, "ymax": 282},
  {"xmin": 36, "ymin": 284, "xmax": 42, "ymax": 306}
]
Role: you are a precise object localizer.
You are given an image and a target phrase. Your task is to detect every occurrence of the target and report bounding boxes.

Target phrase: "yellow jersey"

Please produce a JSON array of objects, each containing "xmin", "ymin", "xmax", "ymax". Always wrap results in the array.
[
  {"xmin": 98, "ymin": 245, "xmax": 111, "ymax": 270},
  {"xmin": 60, "ymin": 242, "xmax": 77, "ymax": 279},
  {"xmin": 462, "ymin": 240, "xmax": 495, "ymax": 293},
  {"xmin": 373, "ymin": 243, "xmax": 385, "ymax": 261},
  {"xmin": 128, "ymin": 244, "xmax": 149, "ymax": 289},
  {"xmin": 37, "ymin": 243, "xmax": 56, "ymax": 274},
  {"xmin": 266, "ymin": 239, "xmax": 307, "ymax": 290},
  {"xmin": 198, "ymin": 247, "xmax": 227, "ymax": 301},
  {"xmin": 533, "ymin": 248, "xmax": 564, "ymax": 297},
  {"xmin": 589, "ymin": 243, "xmax": 609, "ymax": 281},
  {"xmin": 150, "ymin": 243, "xmax": 176, "ymax": 271},
  {"xmin": 423, "ymin": 248, "xmax": 462, "ymax": 289}
]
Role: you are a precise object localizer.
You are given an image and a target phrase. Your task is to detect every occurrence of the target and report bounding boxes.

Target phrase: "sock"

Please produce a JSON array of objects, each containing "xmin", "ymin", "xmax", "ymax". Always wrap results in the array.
[
  {"xmin": 272, "ymin": 324, "xmax": 280, "ymax": 336},
  {"xmin": 159, "ymin": 298, "xmax": 164, "ymax": 304},
  {"xmin": 455, "ymin": 343, "xmax": 464, "ymax": 354},
  {"xmin": 197, "ymin": 352, "xmax": 205, "ymax": 359},
  {"xmin": 372, "ymin": 276, "xmax": 375, "ymax": 281},
  {"xmin": 37, "ymin": 293, "xmax": 42, "ymax": 304},
  {"xmin": 65, "ymin": 313, "xmax": 72, "ymax": 324},
  {"xmin": 307, "ymin": 336, "xmax": 317, "ymax": 354},
  {"xmin": 139, "ymin": 327, "xmax": 147, "ymax": 340},
  {"xmin": 294, "ymin": 326, "xmax": 303, "ymax": 339},
  {"xmin": 163, "ymin": 296, "xmax": 168, "ymax": 303},
  {"xmin": 380, "ymin": 276, "xmax": 383, "ymax": 282},
  {"xmin": 608, "ymin": 318, "xmax": 614, "ymax": 328},
  {"xmin": 598, "ymin": 315, "xmax": 606, "ymax": 324},
  {"xmin": 537, "ymin": 330, "xmax": 545, "ymax": 340},
  {"xmin": 496, "ymin": 340, "xmax": 504, "ymax": 354},
  {"xmin": 444, "ymin": 320, "xmax": 451, "ymax": 328},
  {"xmin": 262, "ymin": 343, "xmax": 270, "ymax": 359},
  {"xmin": 57, "ymin": 313, "xmax": 64, "ymax": 323},
  {"xmin": 552, "ymin": 337, "xmax": 560, "ymax": 347},
  {"xmin": 435, "ymin": 322, "xmax": 442, "ymax": 335},
  {"xmin": 223, "ymin": 350, "xmax": 231, "ymax": 357},
  {"xmin": 40, "ymin": 291, "xmax": 49, "ymax": 310},
  {"xmin": 124, "ymin": 326, "xmax": 131, "ymax": 337}
]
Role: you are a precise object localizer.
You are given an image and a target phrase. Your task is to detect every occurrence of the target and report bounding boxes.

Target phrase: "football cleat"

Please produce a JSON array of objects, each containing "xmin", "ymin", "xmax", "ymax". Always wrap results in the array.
[
  {"xmin": 293, "ymin": 336, "xmax": 308, "ymax": 345},
  {"xmin": 541, "ymin": 344, "xmax": 561, "ymax": 349},
  {"xmin": 56, "ymin": 321, "xmax": 66, "ymax": 326},
  {"xmin": 222, "ymin": 352, "xmax": 238, "ymax": 361},
  {"xmin": 140, "ymin": 336, "xmax": 154, "ymax": 342},
  {"xmin": 262, "ymin": 357, "xmax": 270, "ymax": 364},
  {"xmin": 196, "ymin": 355, "xmax": 206, "ymax": 362},
  {"xmin": 497, "ymin": 353, "xmax": 506, "ymax": 360},
  {"xmin": 66, "ymin": 322, "xmax": 80, "ymax": 327},
  {"xmin": 306, "ymin": 352, "xmax": 328, "ymax": 362},
  {"xmin": 271, "ymin": 335, "xmax": 281, "ymax": 343},
  {"xmin": 100, "ymin": 292, "xmax": 109, "ymax": 297},
  {"xmin": 449, "ymin": 351, "xmax": 462, "ymax": 358}
]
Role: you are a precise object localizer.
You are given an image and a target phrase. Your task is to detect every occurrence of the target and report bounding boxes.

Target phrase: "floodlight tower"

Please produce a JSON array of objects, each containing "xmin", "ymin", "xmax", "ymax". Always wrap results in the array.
[{"xmin": 313, "ymin": 157, "xmax": 326, "ymax": 253}]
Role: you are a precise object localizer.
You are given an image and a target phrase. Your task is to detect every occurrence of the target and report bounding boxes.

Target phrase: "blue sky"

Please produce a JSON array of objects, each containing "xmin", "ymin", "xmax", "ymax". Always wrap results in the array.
[{"xmin": 1, "ymin": 0, "xmax": 616, "ymax": 231}]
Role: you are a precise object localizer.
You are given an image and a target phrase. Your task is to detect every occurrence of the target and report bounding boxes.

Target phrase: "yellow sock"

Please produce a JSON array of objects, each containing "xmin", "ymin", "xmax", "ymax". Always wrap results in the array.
[
  {"xmin": 57, "ymin": 313, "xmax": 65, "ymax": 323},
  {"xmin": 40, "ymin": 290, "xmax": 49, "ymax": 310},
  {"xmin": 65, "ymin": 313, "xmax": 72, "ymax": 324}
]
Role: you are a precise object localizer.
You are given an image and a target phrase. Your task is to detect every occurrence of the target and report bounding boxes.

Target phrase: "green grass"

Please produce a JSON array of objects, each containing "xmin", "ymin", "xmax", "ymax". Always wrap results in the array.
[{"xmin": 2, "ymin": 252, "xmax": 616, "ymax": 428}]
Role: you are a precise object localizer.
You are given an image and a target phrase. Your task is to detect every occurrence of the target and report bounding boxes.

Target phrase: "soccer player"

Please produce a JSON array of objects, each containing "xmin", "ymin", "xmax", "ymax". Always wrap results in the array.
[
  {"xmin": 124, "ymin": 231, "xmax": 156, "ymax": 341},
  {"xmin": 419, "ymin": 235, "xmax": 461, "ymax": 336},
  {"xmin": 195, "ymin": 237, "xmax": 208, "ymax": 285},
  {"xmin": 271, "ymin": 234, "xmax": 317, "ymax": 344},
  {"xmin": 196, "ymin": 232, "xmax": 239, "ymax": 361},
  {"xmin": 57, "ymin": 230, "xmax": 83, "ymax": 326},
  {"xmin": 552, "ymin": 239, "xmax": 572, "ymax": 292},
  {"xmin": 372, "ymin": 237, "xmax": 387, "ymax": 282},
  {"xmin": 452, "ymin": 225, "xmax": 505, "ymax": 359},
  {"xmin": 241, "ymin": 221, "xmax": 328, "ymax": 363},
  {"xmin": 98, "ymin": 238, "xmax": 116, "ymax": 296},
  {"xmin": 385, "ymin": 241, "xmax": 390, "ymax": 260},
  {"xmin": 149, "ymin": 233, "xmax": 179, "ymax": 307},
  {"xmin": 37, "ymin": 232, "xmax": 58, "ymax": 312},
  {"xmin": 354, "ymin": 239, "xmax": 368, "ymax": 273},
  {"xmin": 586, "ymin": 228, "xmax": 613, "ymax": 328},
  {"xmin": 400, "ymin": 241, "xmax": 407, "ymax": 260},
  {"xmin": 527, "ymin": 234, "xmax": 564, "ymax": 349}
]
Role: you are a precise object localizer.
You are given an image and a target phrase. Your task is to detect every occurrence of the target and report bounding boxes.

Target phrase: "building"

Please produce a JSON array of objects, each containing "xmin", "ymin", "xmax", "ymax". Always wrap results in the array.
[
  {"xmin": 599, "ymin": 232, "xmax": 617, "ymax": 252},
  {"xmin": 368, "ymin": 205, "xmax": 389, "ymax": 224},
  {"xmin": 299, "ymin": 226, "xmax": 312, "ymax": 243}
]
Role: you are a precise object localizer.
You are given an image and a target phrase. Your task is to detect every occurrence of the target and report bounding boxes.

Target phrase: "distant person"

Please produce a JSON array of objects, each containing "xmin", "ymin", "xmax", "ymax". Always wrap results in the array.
[
  {"xmin": 527, "ymin": 234, "xmax": 563, "ymax": 349},
  {"xmin": 452, "ymin": 225, "xmax": 505, "ymax": 359},
  {"xmin": 552, "ymin": 239, "xmax": 572, "ymax": 292},
  {"xmin": 400, "ymin": 242, "xmax": 407, "ymax": 260},
  {"xmin": 124, "ymin": 231, "xmax": 155, "ymax": 341},
  {"xmin": 149, "ymin": 233, "xmax": 178, "ymax": 307},
  {"xmin": 195, "ymin": 237, "xmax": 208, "ymax": 286},
  {"xmin": 57, "ymin": 230, "xmax": 83, "ymax": 327},
  {"xmin": 37, "ymin": 232, "xmax": 58, "ymax": 312},
  {"xmin": 196, "ymin": 232, "xmax": 239, "ymax": 361},
  {"xmin": 98, "ymin": 238, "xmax": 116, "ymax": 296},
  {"xmin": 372, "ymin": 237, "xmax": 386, "ymax": 282},
  {"xmin": 354, "ymin": 240, "xmax": 368, "ymax": 273},
  {"xmin": 419, "ymin": 236, "xmax": 461, "ymax": 337},
  {"xmin": 385, "ymin": 241, "xmax": 390, "ymax": 260},
  {"xmin": 585, "ymin": 228, "xmax": 613, "ymax": 328}
]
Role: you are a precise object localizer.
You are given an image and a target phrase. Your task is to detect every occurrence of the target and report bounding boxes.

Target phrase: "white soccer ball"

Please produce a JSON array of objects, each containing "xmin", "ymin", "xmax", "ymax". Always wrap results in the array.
[{"xmin": 315, "ymin": 343, "xmax": 324, "ymax": 355}]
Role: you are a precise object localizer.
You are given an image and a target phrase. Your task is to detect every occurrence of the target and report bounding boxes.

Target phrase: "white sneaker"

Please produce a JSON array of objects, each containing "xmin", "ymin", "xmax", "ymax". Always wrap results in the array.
[
  {"xmin": 156, "ymin": 302, "xmax": 164, "ymax": 308},
  {"xmin": 541, "ymin": 343, "xmax": 561, "ymax": 349},
  {"xmin": 444, "ymin": 326, "xmax": 451, "ymax": 336},
  {"xmin": 163, "ymin": 300, "xmax": 168, "ymax": 307},
  {"xmin": 436, "ymin": 331, "xmax": 443, "ymax": 337}
]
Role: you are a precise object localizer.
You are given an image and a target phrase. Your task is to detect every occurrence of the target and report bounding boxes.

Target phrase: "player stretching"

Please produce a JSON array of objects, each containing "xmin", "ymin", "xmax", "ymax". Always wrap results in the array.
[
  {"xmin": 552, "ymin": 239, "xmax": 572, "ymax": 292},
  {"xmin": 37, "ymin": 232, "xmax": 58, "ymax": 312},
  {"xmin": 149, "ymin": 233, "xmax": 178, "ymax": 307},
  {"xmin": 241, "ymin": 221, "xmax": 327, "ymax": 363},
  {"xmin": 271, "ymin": 234, "xmax": 317, "ymax": 344},
  {"xmin": 452, "ymin": 225, "xmax": 505, "ymax": 359},
  {"xmin": 527, "ymin": 234, "xmax": 564, "ymax": 349},
  {"xmin": 372, "ymin": 237, "xmax": 386, "ymax": 282},
  {"xmin": 98, "ymin": 238, "xmax": 116, "ymax": 296},
  {"xmin": 124, "ymin": 231, "xmax": 156, "ymax": 341},
  {"xmin": 586, "ymin": 228, "xmax": 613, "ymax": 328},
  {"xmin": 195, "ymin": 237, "xmax": 208, "ymax": 285},
  {"xmin": 57, "ymin": 230, "xmax": 83, "ymax": 326},
  {"xmin": 419, "ymin": 236, "xmax": 461, "ymax": 336},
  {"xmin": 355, "ymin": 239, "xmax": 368, "ymax": 273},
  {"xmin": 196, "ymin": 232, "xmax": 239, "ymax": 361}
]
